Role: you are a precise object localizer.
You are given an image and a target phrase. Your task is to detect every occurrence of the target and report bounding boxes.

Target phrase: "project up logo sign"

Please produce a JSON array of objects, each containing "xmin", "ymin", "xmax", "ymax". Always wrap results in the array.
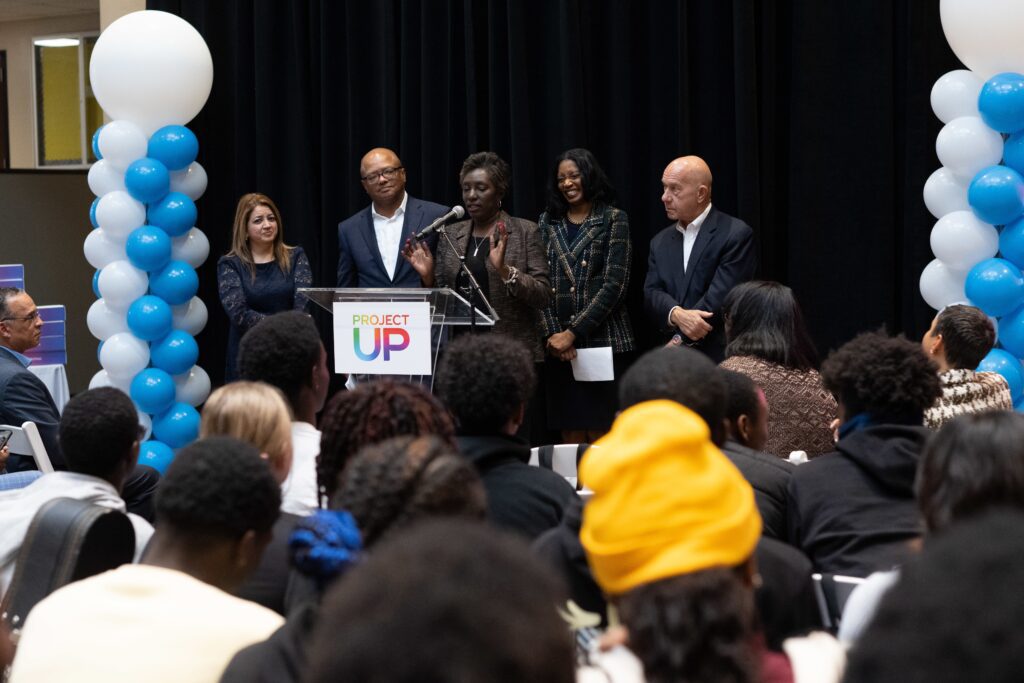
[{"xmin": 333, "ymin": 301, "xmax": 432, "ymax": 375}]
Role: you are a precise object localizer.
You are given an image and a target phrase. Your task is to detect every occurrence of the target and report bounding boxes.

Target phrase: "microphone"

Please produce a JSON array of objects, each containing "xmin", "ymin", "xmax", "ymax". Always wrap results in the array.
[{"xmin": 414, "ymin": 206, "xmax": 465, "ymax": 240}]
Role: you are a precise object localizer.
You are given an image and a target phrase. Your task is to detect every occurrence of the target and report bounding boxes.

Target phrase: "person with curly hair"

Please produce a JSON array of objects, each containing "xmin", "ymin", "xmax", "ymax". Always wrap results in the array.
[
  {"xmin": 434, "ymin": 333, "xmax": 576, "ymax": 540},
  {"xmin": 316, "ymin": 380, "xmax": 455, "ymax": 503},
  {"xmin": 785, "ymin": 331, "xmax": 942, "ymax": 576}
]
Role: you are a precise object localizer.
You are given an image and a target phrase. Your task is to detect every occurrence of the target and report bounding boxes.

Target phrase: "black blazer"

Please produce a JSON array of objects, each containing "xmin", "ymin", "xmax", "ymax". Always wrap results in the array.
[
  {"xmin": 0, "ymin": 347, "xmax": 63, "ymax": 470},
  {"xmin": 643, "ymin": 206, "xmax": 756, "ymax": 361},
  {"xmin": 336, "ymin": 195, "xmax": 449, "ymax": 288}
]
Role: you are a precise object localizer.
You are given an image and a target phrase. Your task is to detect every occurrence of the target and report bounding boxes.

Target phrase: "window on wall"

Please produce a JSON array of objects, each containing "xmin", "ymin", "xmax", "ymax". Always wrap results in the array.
[{"xmin": 34, "ymin": 33, "xmax": 101, "ymax": 167}]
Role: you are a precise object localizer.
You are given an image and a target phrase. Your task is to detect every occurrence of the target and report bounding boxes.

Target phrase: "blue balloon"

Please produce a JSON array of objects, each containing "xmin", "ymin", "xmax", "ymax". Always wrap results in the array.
[
  {"xmin": 1015, "ymin": 394, "xmax": 1024, "ymax": 412},
  {"xmin": 151, "ymin": 330, "xmax": 199, "ymax": 375},
  {"xmin": 147, "ymin": 192, "xmax": 197, "ymax": 238},
  {"xmin": 91, "ymin": 125, "xmax": 103, "ymax": 160},
  {"xmin": 979, "ymin": 72, "xmax": 1024, "ymax": 134},
  {"xmin": 998, "ymin": 304, "xmax": 1024, "ymax": 358},
  {"xmin": 138, "ymin": 440, "xmax": 175, "ymax": 474},
  {"xmin": 152, "ymin": 402, "xmax": 200, "ymax": 449},
  {"xmin": 968, "ymin": 165, "xmax": 1024, "ymax": 226},
  {"xmin": 125, "ymin": 225, "xmax": 172, "ymax": 272},
  {"xmin": 124, "ymin": 157, "xmax": 170, "ymax": 204},
  {"xmin": 978, "ymin": 348, "xmax": 1024, "ymax": 399},
  {"xmin": 147, "ymin": 126, "xmax": 198, "ymax": 171},
  {"xmin": 130, "ymin": 367, "xmax": 176, "ymax": 415},
  {"xmin": 92, "ymin": 269, "xmax": 102, "ymax": 298},
  {"xmin": 150, "ymin": 260, "xmax": 199, "ymax": 305},
  {"xmin": 89, "ymin": 197, "xmax": 100, "ymax": 228},
  {"xmin": 966, "ymin": 258, "xmax": 1024, "ymax": 317},
  {"xmin": 126, "ymin": 294, "xmax": 174, "ymax": 341},
  {"xmin": 1005, "ymin": 132, "xmax": 1024, "ymax": 177}
]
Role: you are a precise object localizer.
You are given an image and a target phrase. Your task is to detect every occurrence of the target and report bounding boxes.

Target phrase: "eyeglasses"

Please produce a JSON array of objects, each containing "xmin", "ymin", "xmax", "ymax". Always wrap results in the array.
[
  {"xmin": 557, "ymin": 172, "xmax": 582, "ymax": 183},
  {"xmin": 1, "ymin": 310, "xmax": 40, "ymax": 323},
  {"xmin": 361, "ymin": 166, "xmax": 404, "ymax": 183}
]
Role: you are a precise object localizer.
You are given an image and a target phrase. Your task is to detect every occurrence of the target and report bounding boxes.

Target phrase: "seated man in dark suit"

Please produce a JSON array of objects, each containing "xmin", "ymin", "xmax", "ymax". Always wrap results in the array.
[
  {"xmin": 644, "ymin": 156, "xmax": 756, "ymax": 361},
  {"xmin": 336, "ymin": 147, "xmax": 449, "ymax": 288},
  {"xmin": 720, "ymin": 369, "xmax": 794, "ymax": 541}
]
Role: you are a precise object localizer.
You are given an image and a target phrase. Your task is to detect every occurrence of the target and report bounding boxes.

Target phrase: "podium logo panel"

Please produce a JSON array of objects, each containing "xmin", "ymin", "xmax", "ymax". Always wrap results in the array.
[{"xmin": 334, "ymin": 301, "xmax": 432, "ymax": 375}]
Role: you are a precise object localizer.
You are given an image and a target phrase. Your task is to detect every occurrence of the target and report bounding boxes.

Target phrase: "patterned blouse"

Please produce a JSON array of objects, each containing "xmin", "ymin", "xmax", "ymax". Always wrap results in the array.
[
  {"xmin": 719, "ymin": 355, "xmax": 838, "ymax": 458},
  {"xmin": 924, "ymin": 369, "xmax": 1014, "ymax": 429}
]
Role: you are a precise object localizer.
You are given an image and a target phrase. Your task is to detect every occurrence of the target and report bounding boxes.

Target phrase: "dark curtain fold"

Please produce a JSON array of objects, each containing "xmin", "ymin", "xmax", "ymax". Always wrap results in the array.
[{"xmin": 148, "ymin": 0, "xmax": 959, "ymax": 386}]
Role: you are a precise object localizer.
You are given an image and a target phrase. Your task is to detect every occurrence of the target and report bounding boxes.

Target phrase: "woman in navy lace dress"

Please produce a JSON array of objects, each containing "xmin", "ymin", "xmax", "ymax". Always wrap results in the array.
[{"xmin": 217, "ymin": 193, "xmax": 313, "ymax": 381}]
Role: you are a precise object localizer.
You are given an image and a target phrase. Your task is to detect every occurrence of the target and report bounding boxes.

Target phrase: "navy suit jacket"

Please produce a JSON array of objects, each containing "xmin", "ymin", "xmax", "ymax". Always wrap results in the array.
[
  {"xmin": 0, "ymin": 346, "xmax": 63, "ymax": 470},
  {"xmin": 336, "ymin": 195, "xmax": 449, "ymax": 287},
  {"xmin": 643, "ymin": 206, "xmax": 756, "ymax": 361}
]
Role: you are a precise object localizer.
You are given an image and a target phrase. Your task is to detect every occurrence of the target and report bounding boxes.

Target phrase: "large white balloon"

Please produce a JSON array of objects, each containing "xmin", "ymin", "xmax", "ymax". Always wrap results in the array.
[
  {"xmin": 923, "ymin": 167, "xmax": 971, "ymax": 219},
  {"xmin": 89, "ymin": 369, "xmax": 132, "ymax": 393},
  {"xmin": 930, "ymin": 211, "xmax": 1000, "ymax": 270},
  {"xmin": 935, "ymin": 116, "xmax": 1005, "ymax": 180},
  {"xmin": 89, "ymin": 11, "xmax": 213, "ymax": 136},
  {"xmin": 930, "ymin": 70, "xmax": 983, "ymax": 124},
  {"xmin": 86, "ymin": 298, "xmax": 129, "ymax": 340},
  {"xmin": 169, "ymin": 161, "xmax": 208, "ymax": 201},
  {"xmin": 137, "ymin": 409, "xmax": 153, "ymax": 440},
  {"xmin": 100, "ymin": 332, "xmax": 150, "ymax": 379},
  {"xmin": 941, "ymin": 0, "xmax": 1024, "ymax": 79},
  {"xmin": 171, "ymin": 228, "xmax": 209, "ymax": 268},
  {"xmin": 171, "ymin": 296, "xmax": 208, "ymax": 336},
  {"xmin": 97, "ymin": 260, "xmax": 148, "ymax": 310},
  {"xmin": 95, "ymin": 190, "xmax": 146, "ymax": 240},
  {"xmin": 920, "ymin": 258, "xmax": 969, "ymax": 310},
  {"xmin": 173, "ymin": 365, "xmax": 211, "ymax": 407},
  {"xmin": 87, "ymin": 159, "xmax": 127, "ymax": 196},
  {"xmin": 97, "ymin": 120, "xmax": 148, "ymax": 170},
  {"xmin": 83, "ymin": 228, "xmax": 126, "ymax": 269}
]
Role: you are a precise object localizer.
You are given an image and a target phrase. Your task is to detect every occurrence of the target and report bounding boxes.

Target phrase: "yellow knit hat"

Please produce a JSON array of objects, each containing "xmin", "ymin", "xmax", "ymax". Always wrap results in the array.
[{"xmin": 580, "ymin": 399, "xmax": 762, "ymax": 595}]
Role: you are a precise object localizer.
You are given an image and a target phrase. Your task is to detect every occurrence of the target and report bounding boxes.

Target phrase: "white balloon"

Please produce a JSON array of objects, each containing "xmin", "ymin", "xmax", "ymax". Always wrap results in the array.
[
  {"xmin": 171, "ymin": 297, "xmax": 208, "ymax": 336},
  {"xmin": 89, "ymin": 10, "xmax": 213, "ymax": 136},
  {"xmin": 97, "ymin": 120, "xmax": 148, "ymax": 170},
  {"xmin": 173, "ymin": 365, "xmax": 211, "ymax": 407},
  {"xmin": 920, "ymin": 258, "xmax": 970, "ymax": 311},
  {"xmin": 97, "ymin": 260, "xmax": 149, "ymax": 310},
  {"xmin": 169, "ymin": 161, "xmax": 207, "ymax": 201},
  {"xmin": 136, "ymin": 409, "xmax": 153, "ymax": 440},
  {"xmin": 89, "ymin": 369, "xmax": 132, "ymax": 393},
  {"xmin": 930, "ymin": 70, "xmax": 983, "ymax": 124},
  {"xmin": 87, "ymin": 159, "xmax": 127, "ymax": 197},
  {"xmin": 930, "ymin": 211, "xmax": 1000, "ymax": 270},
  {"xmin": 95, "ymin": 190, "xmax": 146, "ymax": 240},
  {"xmin": 86, "ymin": 298, "xmax": 130, "ymax": 341},
  {"xmin": 171, "ymin": 228, "xmax": 209, "ymax": 268},
  {"xmin": 83, "ymin": 228, "xmax": 126, "ymax": 269},
  {"xmin": 941, "ymin": 0, "xmax": 1024, "ymax": 79},
  {"xmin": 99, "ymin": 332, "xmax": 150, "ymax": 379},
  {"xmin": 923, "ymin": 167, "xmax": 971, "ymax": 219},
  {"xmin": 935, "ymin": 116, "xmax": 1005, "ymax": 180}
]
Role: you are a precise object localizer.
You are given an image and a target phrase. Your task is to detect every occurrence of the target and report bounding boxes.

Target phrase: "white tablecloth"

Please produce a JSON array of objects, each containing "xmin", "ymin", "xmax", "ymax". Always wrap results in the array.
[{"xmin": 28, "ymin": 364, "xmax": 70, "ymax": 414}]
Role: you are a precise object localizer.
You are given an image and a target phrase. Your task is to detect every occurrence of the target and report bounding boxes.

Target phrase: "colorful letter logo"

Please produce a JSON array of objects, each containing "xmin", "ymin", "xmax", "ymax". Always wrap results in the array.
[{"xmin": 353, "ymin": 327, "xmax": 410, "ymax": 361}]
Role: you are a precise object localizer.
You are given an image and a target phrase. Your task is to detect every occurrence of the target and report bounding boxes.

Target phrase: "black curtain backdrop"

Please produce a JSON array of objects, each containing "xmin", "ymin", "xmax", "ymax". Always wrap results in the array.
[{"xmin": 147, "ymin": 0, "xmax": 960, "ymax": 386}]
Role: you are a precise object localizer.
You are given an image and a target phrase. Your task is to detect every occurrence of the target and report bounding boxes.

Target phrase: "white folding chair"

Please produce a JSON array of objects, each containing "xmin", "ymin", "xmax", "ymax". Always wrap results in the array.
[
  {"xmin": 1, "ymin": 422, "xmax": 55, "ymax": 473},
  {"xmin": 812, "ymin": 573, "xmax": 866, "ymax": 632},
  {"xmin": 529, "ymin": 443, "xmax": 595, "ymax": 492}
]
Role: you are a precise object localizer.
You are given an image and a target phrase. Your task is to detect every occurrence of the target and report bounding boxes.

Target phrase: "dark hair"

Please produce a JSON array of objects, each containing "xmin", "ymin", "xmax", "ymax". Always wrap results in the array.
[
  {"xmin": 844, "ymin": 510, "xmax": 1024, "ymax": 683},
  {"xmin": 155, "ymin": 436, "xmax": 280, "ymax": 539},
  {"xmin": 460, "ymin": 151, "xmax": 511, "ymax": 198},
  {"xmin": 0, "ymin": 287, "xmax": 22, "ymax": 319},
  {"xmin": 820, "ymin": 331, "xmax": 941, "ymax": 422},
  {"xmin": 618, "ymin": 347, "xmax": 727, "ymax": 444},
  {"xmin": 59, "ymin": 387, "xmax": 139, "ymax": 477},
  {"xmin": 544, "ymin": 148, "xmax": 616, "ymax": 218},
  {"xmin": 617, "ymin": 568, "xmax": 758, "ymax": 683},
  {"xmin": 934, "ymin": 304, "xmax": 996, "ymax": 370},
  {"xmin": 917, "ymin": 411, "xmax": 1024, "ymax": 533},
  {"xmin": 434, "ymin": 333, "xmax": 536, "ymax": 436},
  {"xmin": 306, "ymin": 519, "xmax": 574, "ymax": 683},
  {"xmin": 317, "ymin": 380, "xmax": 455, "ymax": 501},
  {"xmin": 331, "ymin": 435, "xmax": 487, "ymax": 548},
  {"xmin": 237, "ymin": 311, "xmax": 321, "ymax": 408},
  {"xmin": 720, "ymin": 369, "xmax": 761, "ymax": 426},
  {"xmin": 723, "ymin": 281, "xmax": 820, "ymax": 371}
]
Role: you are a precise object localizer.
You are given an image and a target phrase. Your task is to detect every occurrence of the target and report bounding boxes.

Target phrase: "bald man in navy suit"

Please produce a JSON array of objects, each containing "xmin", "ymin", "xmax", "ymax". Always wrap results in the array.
[
  {"xmin": 337, "ymin": 148, "xmax": 449, "ymax": 288},
  {"xmin": 643, "ymin": 156, "xmax": 757, "ymax": 362}
]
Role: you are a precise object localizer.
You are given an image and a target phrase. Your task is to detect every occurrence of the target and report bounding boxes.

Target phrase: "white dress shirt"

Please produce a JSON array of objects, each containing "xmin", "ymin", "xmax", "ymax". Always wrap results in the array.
[
  {"xmin": 371, "ymin": 192, "xmax": 408, "ymax": 281},
  {"xmin": 280, "ymin": 421, "xmax": 321, "ymax": 516},
  {"xmin": 675, "ymin": 202, "xmax": 713, "ymax": 271}
]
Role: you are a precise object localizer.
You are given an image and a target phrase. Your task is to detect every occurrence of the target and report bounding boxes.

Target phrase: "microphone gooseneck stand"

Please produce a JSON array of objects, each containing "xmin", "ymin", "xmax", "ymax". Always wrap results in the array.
[{"xmin": 434, "ymin": 225, "xmax": 494, "ymax": 334}]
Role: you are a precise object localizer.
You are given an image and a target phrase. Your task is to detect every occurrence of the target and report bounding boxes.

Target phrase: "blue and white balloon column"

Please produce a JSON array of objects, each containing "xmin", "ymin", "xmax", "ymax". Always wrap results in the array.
[
  {"xmin": 921, "ymin": 0, "xmax": 1024, "ymax": 410},
  {"xmin": 84, "ymin": 11, "xmax": 213, "ymax": 471}
]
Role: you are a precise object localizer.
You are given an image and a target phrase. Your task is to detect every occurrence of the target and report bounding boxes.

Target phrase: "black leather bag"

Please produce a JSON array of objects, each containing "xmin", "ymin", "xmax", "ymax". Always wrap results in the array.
[{"xmin": 1, "ymin": 498, "xmax": 135, "ymax": 634}]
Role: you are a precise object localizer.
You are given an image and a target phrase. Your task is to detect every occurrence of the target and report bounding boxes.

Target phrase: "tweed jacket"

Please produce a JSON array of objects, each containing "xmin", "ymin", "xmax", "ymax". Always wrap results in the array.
[
  {"xmin": 434, "ymin": 212, "xmax": 551, "ymax": 361},
  {"xmin": 924, "ymin": 369, "xmax": 1013, "ymax": 429},
  {"xmin": 538, "ymin": 204, "xmax": 635, "ymax": 353}
]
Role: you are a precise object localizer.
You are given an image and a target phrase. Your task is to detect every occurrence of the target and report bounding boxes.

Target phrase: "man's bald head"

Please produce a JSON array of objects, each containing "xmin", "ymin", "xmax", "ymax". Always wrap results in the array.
[
  {"xmin": 359, "ymin": 148, "xmax": 407, "ymax": 214},
  {"xmin": 661, "ymin": 156, "xmax": 713, "ymax": 225}
]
